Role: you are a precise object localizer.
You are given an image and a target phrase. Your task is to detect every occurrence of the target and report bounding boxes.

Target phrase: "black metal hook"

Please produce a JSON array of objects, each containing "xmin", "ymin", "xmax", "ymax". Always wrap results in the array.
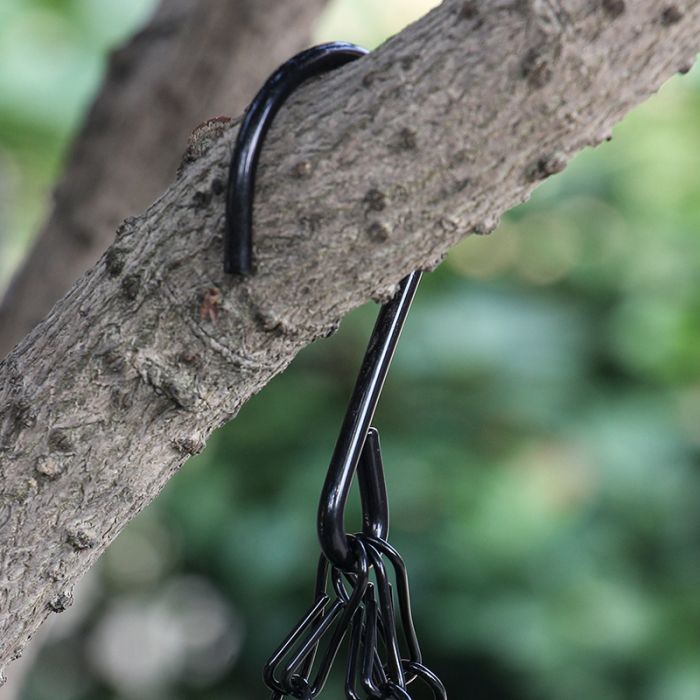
[{"xmin": 224, "ymin": 40, "xmax": 420, "ymax": 571}]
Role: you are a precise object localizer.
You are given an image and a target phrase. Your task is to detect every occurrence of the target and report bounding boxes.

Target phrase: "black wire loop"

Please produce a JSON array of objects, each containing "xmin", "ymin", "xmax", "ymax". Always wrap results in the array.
[
  {"xmin": 225, "ymin": 41, "xmax": 446, "ymax": 699},
  {"xmin": 263, "ymin": 533, "xmax": 446, "ymax": 700}
]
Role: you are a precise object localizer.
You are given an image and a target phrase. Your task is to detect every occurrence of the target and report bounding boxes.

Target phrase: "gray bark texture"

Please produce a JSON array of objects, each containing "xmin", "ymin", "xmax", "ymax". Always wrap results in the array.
[
  {"xmin": 1, "ymin": 0, "xmax": 699, "ymax": 682},
  {"xmin": 0, "ymin": 0, "xmax": 328, "ymax": 359}
]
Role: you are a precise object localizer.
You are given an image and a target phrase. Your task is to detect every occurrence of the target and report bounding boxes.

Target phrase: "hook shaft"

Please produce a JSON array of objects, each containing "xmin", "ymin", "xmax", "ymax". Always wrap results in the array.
[{"xmin": 318, "ymin": 271, "xmax": 421, "ymax": 570}]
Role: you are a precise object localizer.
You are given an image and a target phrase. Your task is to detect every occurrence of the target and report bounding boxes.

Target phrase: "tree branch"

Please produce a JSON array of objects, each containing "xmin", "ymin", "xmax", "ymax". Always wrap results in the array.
[
  {"xmin": 0, "ymin": 0, "xmax": 328, "ymax": 358},
  {"xmin": 1, "ymin": 0, "xmax": 698, "ymax": 679}
]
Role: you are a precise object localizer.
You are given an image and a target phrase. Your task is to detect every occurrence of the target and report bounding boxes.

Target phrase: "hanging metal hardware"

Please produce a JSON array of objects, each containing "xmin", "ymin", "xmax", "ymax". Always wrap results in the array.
[{"xmin": 225, "ymin": 41, "xmax": 446, "ymax": 700}]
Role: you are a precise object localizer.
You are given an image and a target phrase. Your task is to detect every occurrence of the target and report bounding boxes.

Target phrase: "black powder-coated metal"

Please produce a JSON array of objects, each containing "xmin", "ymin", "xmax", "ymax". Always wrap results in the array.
[
  {"xmin": 225, "ymin": 41, "xmax": 368, "ymax": 274},
  {"xmin": 357, "ymin": 427, "xmax": 389, "ymax": 542},
  {"xmin": 317, "ymin": 271, "xmax": 421, "ymax": 570},
  {"xmin": 224, "ymin": 39, "xmax": 420, "ymax": 570}
]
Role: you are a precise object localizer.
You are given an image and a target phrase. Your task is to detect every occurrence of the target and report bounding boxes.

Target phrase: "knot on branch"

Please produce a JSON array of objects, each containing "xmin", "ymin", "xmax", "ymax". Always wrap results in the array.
[
  {"xmin": 521, "ymin": 40, "xmax": 562, "ymax": 88},
  {"xmin": 66, "ymin": 525, "xmax": 97, "ymax": 551},
  {"xmin": 48, "ymin": 591, "xmax": 74, "ymax": 613},
  {"xmin": 601, "ymin": 0, "xmax": 626, "ymax": 17},
  {"xmin": 526, "ymin": 152, "xmax": 568, "ymax": 181},
  {"xmin": 661, "ymin": 5, "xmax": 683, "ymax": 25},
  {"xmin": 179, "ymin": 116, "xmax": 233, "ymax": 175}
]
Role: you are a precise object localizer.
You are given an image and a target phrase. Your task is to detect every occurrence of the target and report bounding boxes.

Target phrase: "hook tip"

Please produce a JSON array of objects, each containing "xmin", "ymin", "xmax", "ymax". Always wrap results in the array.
[{"xmin": 224, "ymin": 255, "xmax": 252, "ymax": 276}]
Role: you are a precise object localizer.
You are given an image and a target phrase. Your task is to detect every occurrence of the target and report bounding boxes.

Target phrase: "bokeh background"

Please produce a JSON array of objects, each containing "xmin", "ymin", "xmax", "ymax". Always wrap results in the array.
[{"xmin": 2, "ymin": 1, "xmax": 700, "ymax": 699}]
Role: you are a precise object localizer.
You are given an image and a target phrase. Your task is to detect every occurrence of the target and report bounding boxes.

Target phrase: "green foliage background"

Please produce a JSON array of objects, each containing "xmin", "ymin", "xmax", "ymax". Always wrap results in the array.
[{"xmin": 2, "ymin": 2, "xmax": 700, "ymax": 699}]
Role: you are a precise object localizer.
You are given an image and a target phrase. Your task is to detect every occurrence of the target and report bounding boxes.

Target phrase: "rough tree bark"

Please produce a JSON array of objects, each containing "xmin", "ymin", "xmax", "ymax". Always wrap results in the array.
[
  {"xmin": 0, "ymin": 0, "xmax": 328, "ymax": 359},
  {"xmin": 1, "ymin": 0, "xmax": 698, "ymax": 682}
]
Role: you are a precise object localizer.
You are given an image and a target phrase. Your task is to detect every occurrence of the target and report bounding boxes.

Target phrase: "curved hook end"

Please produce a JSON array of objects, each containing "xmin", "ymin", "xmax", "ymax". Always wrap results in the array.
[{"xmin": 224, "ymin": 42, "xmax": 367, "ymax": 277}]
